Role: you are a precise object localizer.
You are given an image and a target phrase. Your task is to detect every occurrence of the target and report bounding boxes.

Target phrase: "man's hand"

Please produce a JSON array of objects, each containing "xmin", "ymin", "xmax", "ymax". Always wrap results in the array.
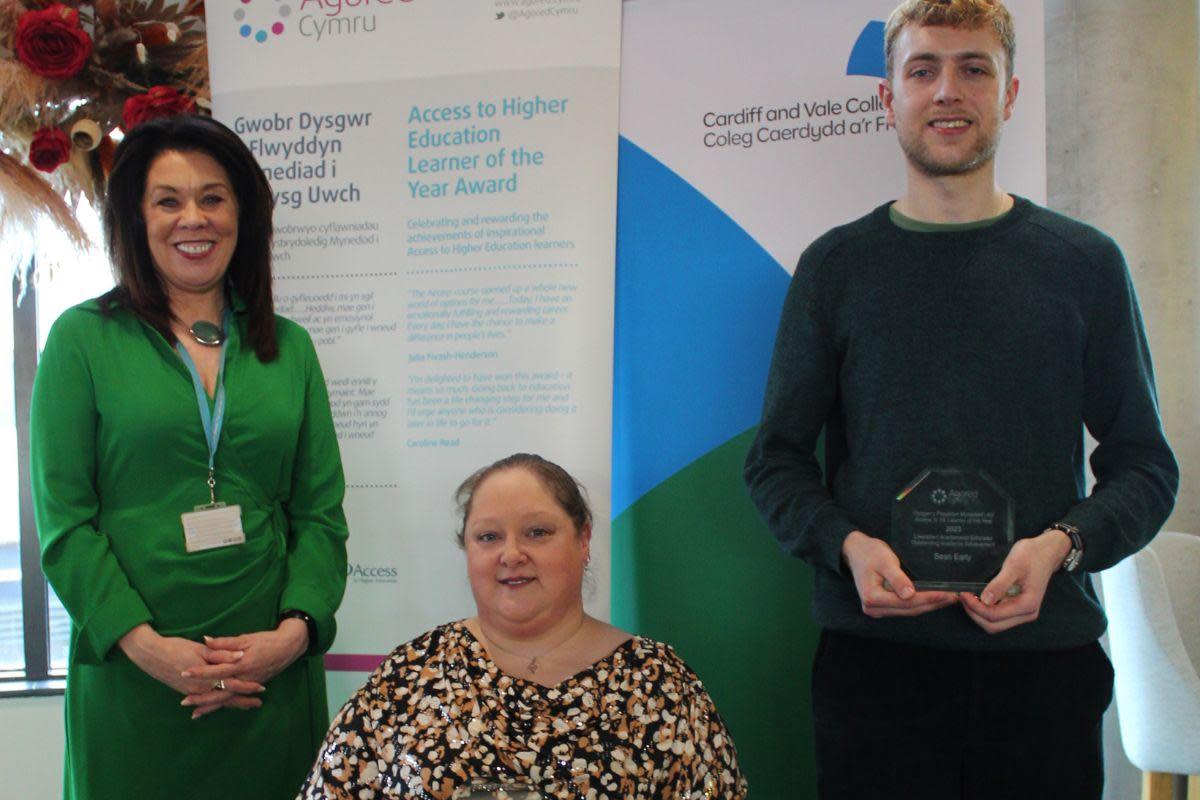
[
  {"xmin": 960, "ymin": 529, "xmax": 1072, "ymax": 634},
  {"xmin": 842, "ymin": 530, "xmax": 959, "ymax": 617},
  {"xmin": 179, "ymin": 618, "xmax": 309, "ymax": 718}
]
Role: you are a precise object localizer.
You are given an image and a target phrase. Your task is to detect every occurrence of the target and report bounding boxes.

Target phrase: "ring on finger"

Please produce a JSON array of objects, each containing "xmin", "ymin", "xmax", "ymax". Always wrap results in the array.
[{"xmin": 214, "ymin": 679, "xmax": 226, "ymax": 691}]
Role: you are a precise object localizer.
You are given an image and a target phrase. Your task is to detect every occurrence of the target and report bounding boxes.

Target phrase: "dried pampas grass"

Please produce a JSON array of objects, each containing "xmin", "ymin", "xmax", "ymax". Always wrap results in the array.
[
  {"xmin": 0, "ymin": 150, "xmax": 90, "ymax": 246},
  {"xmin": 0, "ymin": 61, "xmax": 54, "ymax": 136}
]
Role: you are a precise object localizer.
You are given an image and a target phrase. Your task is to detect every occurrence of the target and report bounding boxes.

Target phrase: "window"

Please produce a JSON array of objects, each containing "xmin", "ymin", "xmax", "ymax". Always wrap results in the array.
[{"xmin": 1, "ymin": 199, "xmax": 113, "ymax": 693}]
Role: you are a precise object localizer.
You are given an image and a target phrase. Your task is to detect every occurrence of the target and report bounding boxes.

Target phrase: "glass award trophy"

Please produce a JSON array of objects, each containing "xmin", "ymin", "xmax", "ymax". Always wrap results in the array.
[
  {"xmin": 452, "ymin": 781, "xmax": 544, "ymax": 800},
  {"xmin": 891, "ymin": 467, "xmax": 1014, "ymax": 591}
]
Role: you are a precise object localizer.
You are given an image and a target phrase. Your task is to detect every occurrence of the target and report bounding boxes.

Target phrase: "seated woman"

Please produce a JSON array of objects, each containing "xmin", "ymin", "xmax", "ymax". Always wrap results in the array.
[{"xmin": 299, "ymin": 453, "xmax": 747, "ymax": 799}]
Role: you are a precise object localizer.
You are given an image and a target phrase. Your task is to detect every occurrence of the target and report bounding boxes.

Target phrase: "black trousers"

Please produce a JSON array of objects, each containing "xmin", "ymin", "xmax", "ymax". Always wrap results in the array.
[{"xmin": 811, "ymin": 629, "xmax": 1114, "ymax": 800}]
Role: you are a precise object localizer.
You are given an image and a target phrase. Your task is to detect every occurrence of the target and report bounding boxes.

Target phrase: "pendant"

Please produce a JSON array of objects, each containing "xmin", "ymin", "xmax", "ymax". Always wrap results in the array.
[
  {"xmin": 527, "ymin": 656, "xmax": 539, "ymax": 674},
  {"xmin": 189, "ymin": 320, "xmax": 225, "ymax": 346}
]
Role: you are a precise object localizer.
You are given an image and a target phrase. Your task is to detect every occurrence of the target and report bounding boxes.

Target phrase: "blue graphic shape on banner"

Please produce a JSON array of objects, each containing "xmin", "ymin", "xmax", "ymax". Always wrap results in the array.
[
  {"xmin": 613, "ymin": 136, "xmax": 790, "ymax": 516},
  {"xmin": 847, "ymin": 20, "xmax": 886, "ymax": 78}
]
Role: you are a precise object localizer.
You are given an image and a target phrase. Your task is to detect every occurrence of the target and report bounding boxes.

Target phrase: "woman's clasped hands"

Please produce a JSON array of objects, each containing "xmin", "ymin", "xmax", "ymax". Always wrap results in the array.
[
  {"xmin": 179, "ymin": 618, "xmax": 310, "ymax": 719},
  {"xmin": 120, "ymin": 618, "xmax": 309, "ymax": 720}
]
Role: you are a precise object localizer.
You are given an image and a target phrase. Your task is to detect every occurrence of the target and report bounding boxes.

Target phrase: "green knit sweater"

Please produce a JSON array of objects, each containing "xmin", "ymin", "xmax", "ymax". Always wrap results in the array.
[{"xmin": 745, "ymin": 197, "xmax": 1178, "ymax": 651}]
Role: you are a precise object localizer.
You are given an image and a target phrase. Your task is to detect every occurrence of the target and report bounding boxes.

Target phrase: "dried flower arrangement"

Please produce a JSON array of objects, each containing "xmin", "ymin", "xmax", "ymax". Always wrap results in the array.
[{"xmin": 0, "ymin": 1, "xmax": 210, "ymax": 268}]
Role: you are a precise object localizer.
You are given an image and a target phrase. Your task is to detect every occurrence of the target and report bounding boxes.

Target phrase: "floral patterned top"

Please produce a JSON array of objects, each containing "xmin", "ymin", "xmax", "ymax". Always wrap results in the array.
[{"xmin": 298, "ymin": 621, "xmax": 747, "ymax": 799}]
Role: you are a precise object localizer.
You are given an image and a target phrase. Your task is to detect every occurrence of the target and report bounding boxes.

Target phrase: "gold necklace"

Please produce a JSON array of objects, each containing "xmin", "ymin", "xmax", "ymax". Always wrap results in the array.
[{"xmin": 478, "ymin": 617, "xmax": 587, "ymax": 675}]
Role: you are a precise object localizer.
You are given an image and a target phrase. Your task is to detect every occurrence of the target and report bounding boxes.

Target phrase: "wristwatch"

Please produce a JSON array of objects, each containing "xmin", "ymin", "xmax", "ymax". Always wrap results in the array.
[
  {"xmin": 1049, "ymin": 522, "xmax": 1084, "ymax": 573},
  {"xmin": 280, "ymin": 609, "xmax": 318, "ymax": 656}
]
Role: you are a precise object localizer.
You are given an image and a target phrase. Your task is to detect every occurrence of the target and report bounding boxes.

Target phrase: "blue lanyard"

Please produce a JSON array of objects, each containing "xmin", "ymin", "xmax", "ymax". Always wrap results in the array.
[{"xmin": 176, "ymin": 313, "xmax": 230, "ymax": 505}]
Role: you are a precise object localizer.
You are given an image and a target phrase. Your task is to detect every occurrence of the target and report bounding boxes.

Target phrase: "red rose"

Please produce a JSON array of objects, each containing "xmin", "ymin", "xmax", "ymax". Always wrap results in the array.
[
  {"xmin": 29, "ymin": 127, "xmax": 72, "ymax": 173},
  {"xmin": 122, "ymin": 86, "xmax": 197, "ymax": 131},
  {"xmin": 14, "ymin": 4, "xmax": 93, "ymax": 80}
]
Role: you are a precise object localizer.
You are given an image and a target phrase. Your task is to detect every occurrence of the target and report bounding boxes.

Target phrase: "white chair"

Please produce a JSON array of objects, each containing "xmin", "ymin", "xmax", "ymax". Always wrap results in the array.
[{"xmin": 1101, "ymin": 531, "xmax": 1200, "ymax": 800}]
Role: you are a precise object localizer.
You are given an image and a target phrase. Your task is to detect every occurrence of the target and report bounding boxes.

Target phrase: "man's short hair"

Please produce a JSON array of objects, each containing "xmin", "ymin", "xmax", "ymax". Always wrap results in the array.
[{"xmin": 884, "ymin": 0, "xmax": 1016, "ymax": 81}]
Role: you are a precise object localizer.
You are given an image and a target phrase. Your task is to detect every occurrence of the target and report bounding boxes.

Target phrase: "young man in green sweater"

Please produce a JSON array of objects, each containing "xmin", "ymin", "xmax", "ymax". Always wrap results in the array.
[{"xmin": 744, "ymin": 1, "xmax": 1178, "ymax": 797}]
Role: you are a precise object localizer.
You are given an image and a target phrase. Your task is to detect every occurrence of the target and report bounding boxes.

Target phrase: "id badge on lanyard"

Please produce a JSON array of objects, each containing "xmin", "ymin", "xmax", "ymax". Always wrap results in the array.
[{"xmin": 176, "ymin": 321, "xmax": 245, "ymax": 553}]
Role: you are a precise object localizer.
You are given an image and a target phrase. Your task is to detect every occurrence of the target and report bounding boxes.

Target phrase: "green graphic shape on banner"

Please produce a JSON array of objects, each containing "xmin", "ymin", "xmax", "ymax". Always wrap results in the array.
[{"xmin": 612, "ymin": 427, "xmax": 818, "ymax": 799}]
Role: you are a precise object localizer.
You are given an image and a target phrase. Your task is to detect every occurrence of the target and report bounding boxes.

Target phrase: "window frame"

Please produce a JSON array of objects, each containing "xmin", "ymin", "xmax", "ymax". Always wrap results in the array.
[{"xmin": 3, "ymin": 268, "xmax": 66, "ymax": 697}]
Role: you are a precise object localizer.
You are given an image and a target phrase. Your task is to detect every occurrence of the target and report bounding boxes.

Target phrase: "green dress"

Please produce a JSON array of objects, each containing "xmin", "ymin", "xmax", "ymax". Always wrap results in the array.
[{"xmin": 30, "ymin": 298, "xmax": 349, "ymax": 800}]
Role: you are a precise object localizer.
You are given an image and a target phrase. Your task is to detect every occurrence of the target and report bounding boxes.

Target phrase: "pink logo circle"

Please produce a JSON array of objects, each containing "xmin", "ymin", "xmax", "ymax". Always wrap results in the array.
[{"xmin": 234, "ymin": 0, "xmax": 290, "ymax": 44}]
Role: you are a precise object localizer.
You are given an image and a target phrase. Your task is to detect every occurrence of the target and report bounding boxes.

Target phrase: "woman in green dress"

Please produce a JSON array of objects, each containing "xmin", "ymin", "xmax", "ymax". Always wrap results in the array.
[{"xmin": 30, "ymin": 114, "xmax": 349, "ymax": 800}]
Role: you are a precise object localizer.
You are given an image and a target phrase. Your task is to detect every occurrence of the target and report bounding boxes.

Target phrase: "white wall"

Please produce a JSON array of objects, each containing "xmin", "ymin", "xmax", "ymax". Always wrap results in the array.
[
  {"xmin": 1044, "ymin": 2, "xmax": 1200, "ymax": 799},
  {"xmin": 0, "ymin": 695, "xmax": 63, "ymax": 797}
]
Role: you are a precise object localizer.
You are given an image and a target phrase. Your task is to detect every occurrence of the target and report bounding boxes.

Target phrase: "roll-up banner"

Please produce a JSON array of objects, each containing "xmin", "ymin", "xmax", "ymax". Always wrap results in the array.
[
  {"xmin": 615, "ymin": 1, "xmax": 1044, "ymax": 795},
  {"xmin": 207, "ymin": 0, "xmax": 621, "ymax": 707}
]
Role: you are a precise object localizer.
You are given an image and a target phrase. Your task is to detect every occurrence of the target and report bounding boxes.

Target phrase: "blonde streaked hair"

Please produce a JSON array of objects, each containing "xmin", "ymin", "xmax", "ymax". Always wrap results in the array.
[{"xmin": 884, "ymin": 0, "xmax": 1016, "ymax": 80}]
